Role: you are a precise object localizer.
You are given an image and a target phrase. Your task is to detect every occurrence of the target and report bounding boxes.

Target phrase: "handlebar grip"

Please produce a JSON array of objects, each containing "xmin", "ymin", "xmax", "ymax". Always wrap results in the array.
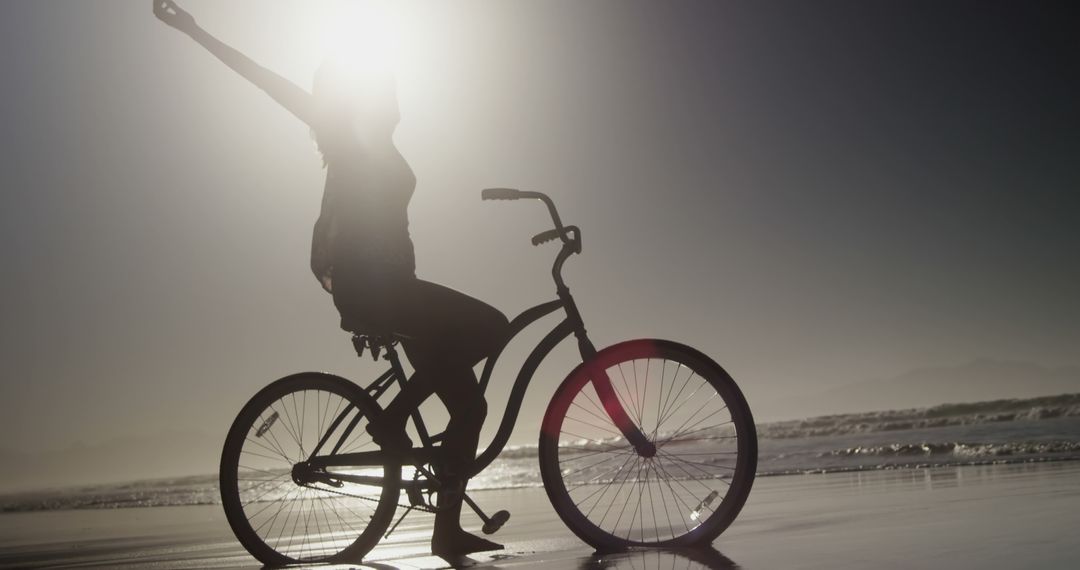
[
  {"xmin": 531, "ymin": 229, "xmax": 562, "ymax": 246},
  {"xmin": 482, "ymin": 188, "xmax": 524, "ymax": 201}
]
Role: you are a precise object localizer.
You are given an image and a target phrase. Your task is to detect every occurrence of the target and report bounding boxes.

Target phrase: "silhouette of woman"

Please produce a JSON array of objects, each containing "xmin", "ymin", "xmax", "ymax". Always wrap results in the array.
[{"xmin": 154, "ymin": 0, "xmax": 508, "ymax": 557}]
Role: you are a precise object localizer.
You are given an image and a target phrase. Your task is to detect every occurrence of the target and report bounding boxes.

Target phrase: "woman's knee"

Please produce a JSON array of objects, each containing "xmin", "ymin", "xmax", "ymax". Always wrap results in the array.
[
  {"xmin": 470, "ymin": 303, "xmax": 509, "ymax": 351},
  {"xmin": 448, "ymin": 395, "xmax": 487, "ymax": 432}
]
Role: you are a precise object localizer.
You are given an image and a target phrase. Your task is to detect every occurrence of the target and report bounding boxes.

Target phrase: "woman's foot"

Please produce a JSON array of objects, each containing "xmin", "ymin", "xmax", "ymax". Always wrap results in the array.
[
  {"xmin": 430, "ymin": 527, "xmax": 504, "ymax": 557},
  {"xmin": 430, "ymin": 475, "xmax": 503, "ymax": 557}
]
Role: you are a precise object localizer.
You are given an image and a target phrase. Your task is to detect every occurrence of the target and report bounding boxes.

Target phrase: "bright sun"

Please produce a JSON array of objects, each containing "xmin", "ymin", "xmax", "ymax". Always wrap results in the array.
[{"xmin": 312, "ymin": 0, "xmax": 410, "ymax": 74}]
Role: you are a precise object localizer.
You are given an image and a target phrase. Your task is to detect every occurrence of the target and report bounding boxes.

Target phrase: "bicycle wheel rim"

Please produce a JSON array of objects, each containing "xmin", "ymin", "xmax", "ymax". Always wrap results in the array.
[
  {"xmin": 220, "ymin": 374, "xmax": 399, "ymax": 565},
  {"xmin": 540, "ymin": 340, "xmax": 756, "ymax": 548}
]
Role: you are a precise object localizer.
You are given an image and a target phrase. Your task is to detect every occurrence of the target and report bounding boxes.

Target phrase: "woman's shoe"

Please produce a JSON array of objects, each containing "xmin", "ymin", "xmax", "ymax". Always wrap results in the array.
[
  {"xmin": 430, "ymin": 527, "xmax": 504, "ymax": 557},
  {"xmin": 430, "ymin": 476, "xmax": 504, "ymax": 557}
]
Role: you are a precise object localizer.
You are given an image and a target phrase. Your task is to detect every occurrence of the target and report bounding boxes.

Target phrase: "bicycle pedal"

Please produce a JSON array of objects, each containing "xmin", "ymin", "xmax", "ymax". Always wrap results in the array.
[{"xmin": 482, "ymin": 510, "xmax": 510, "ymax": 535}]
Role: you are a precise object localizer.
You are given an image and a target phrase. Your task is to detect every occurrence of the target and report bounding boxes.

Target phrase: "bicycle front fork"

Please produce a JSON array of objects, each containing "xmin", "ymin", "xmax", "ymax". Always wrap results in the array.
[
  {"xmin": 590, "ymin": 368, "xmax": 657, "ymax": 458},
  {"xmin": 575, "ymin": 330, "xmax": 656, "ymax": 458}
]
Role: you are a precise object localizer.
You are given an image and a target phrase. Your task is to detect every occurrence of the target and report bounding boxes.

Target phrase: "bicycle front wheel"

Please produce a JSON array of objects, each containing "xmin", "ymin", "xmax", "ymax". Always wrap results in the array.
[
  {"xmin": 220, "ymin": 373, "xmax": 399, "ymax": 566},
  {"xmin": 539, "ymin": 340, "xmax": 756, "ymax": 549}
]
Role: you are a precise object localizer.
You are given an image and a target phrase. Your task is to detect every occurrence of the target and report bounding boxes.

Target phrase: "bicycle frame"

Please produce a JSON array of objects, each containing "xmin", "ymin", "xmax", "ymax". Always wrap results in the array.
[{"xmin": 306, "ymin": 190, "xmax": 654, "ymax": 481}]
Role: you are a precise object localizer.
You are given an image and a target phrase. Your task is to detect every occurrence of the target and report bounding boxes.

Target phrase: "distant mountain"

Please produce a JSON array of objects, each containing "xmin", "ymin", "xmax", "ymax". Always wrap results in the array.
[
  {"xmin": 0, "ymin": 430, "xmax": 220, "ymax": 493},
  {"xmin": 773, "ymin": 359, "xmax": 1080, "ymax": 420}
]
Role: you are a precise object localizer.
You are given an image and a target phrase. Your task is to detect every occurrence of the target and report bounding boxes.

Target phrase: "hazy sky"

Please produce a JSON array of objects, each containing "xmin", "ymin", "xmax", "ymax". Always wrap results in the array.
[{"xmin": 2, "ymin": 1, "xmax": 1078, "ymax": 473}]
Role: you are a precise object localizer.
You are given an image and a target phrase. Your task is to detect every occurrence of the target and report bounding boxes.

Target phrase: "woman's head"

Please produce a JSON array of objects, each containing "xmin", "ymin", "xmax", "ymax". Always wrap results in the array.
[{"xmin": 311, "ymin": 57, "xmax": 400, "ymax": 159}]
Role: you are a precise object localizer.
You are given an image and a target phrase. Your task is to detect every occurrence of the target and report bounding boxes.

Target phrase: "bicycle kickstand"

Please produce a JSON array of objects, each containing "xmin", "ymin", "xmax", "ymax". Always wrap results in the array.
[
  {"xmin": 385, "ymin": 505, "xmax": 416, "ymax": 540},
  {"xmin": 462, "ymin": 493, "xmax": 511, "ymax": 535}
]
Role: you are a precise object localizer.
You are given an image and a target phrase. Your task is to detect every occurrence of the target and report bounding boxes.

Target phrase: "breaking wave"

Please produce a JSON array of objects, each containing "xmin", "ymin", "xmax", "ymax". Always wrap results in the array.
[
  {"xmin": 3, "ymin": 394, "xmax": 1079, "ymax": 513},
  {"xmin": 758, "ymin": 393, "xmax": 1080, "ymax": 439},
  {"xmin": 822, "ymin": 440, "xmax": 1080, "ymax": 459}
]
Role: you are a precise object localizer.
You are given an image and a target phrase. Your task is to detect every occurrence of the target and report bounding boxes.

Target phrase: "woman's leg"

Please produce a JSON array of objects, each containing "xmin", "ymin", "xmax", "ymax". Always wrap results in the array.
[
  {"xmin": 384, "ymin": 280, "xmax": 508, "ymax": 555},
  {"xmin": 402, "ymin": 340, "xmax": 503, "ymax": 554},
  {"xmin": 373, "ymin": 279, "xmax": 508, "ymax": 435},
  {"xmin": 351, "ymin": 278, "xmax": 508, "ymax": 553}
]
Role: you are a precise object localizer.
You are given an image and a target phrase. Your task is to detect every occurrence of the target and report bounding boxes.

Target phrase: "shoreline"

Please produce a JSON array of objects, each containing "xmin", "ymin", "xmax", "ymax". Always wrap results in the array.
[
  {"xmin": 1, "ymin": 462, "xmax": 1078, "ymax": 569},
  {"xmin": 5, "ymin": 453, "xmax": 1080, "ymax": 515}
]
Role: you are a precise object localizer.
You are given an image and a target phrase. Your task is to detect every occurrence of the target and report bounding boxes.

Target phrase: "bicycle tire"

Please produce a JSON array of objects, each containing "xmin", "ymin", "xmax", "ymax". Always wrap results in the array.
[
  {"xmin": 539, "ymin": 339, "xmax": 756, "ymax": 549},
  {"xmin": 220, "ymin": 372, "xmax": 400, "ymax": 565}
]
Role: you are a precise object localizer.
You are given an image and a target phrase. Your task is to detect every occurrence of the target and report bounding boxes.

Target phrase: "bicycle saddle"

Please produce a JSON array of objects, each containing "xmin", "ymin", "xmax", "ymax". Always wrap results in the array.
[
  {"xmin": 341, "ymin": 317, "xmax": 406, "ymax": 360},
  {"xmin": 340, "ymin": 316, "xmax": 398, "ymax": 338}
]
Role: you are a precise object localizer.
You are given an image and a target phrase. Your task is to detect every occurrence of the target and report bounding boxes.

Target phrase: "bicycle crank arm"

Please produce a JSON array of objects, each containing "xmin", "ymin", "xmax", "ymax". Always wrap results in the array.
[{"xmin": 590, "ymin": 369, "xmax": 657, "ymax": 457}]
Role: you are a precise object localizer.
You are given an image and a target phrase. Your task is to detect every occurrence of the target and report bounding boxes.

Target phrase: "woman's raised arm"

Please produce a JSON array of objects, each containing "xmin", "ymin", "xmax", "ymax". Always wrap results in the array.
[{"xmin": 153, "ymin": 0, "xmax": 316, "ymax": 126}]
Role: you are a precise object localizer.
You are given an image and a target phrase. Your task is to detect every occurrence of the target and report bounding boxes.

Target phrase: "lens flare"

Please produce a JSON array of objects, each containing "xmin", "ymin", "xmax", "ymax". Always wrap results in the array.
[{"xmin": 314, "ymin": 0, "xmax": 404, "ymax": 74}]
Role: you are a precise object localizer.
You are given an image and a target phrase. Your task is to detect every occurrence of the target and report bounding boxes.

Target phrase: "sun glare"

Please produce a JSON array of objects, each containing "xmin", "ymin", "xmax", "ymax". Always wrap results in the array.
[{"xmin": 313, "ymin": 0, "xmax": 408, "ymax": 74}]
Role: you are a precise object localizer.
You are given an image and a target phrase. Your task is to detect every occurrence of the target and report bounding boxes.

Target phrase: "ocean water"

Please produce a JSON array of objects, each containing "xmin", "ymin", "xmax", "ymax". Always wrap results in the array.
[{"xmin": 2, "ymin": 395, "xmax": 1078, "ymax": 513}]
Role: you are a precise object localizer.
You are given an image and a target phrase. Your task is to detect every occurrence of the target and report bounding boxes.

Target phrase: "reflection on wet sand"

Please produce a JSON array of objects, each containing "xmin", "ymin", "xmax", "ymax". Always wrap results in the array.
[
  {"xmin": 352, "ymin": 546, "xmax": 739, "ymax": 570},
  {"xmin": 3, "ymin": 463, "xmax": 1077, "ymax": 569},
  {"xmin": 580, "ymin": 547, "xmax": 738, "ymax": 570},
  {"xmin": 354, "ymin": 546, "xmax": 738, "ymax": 570}
]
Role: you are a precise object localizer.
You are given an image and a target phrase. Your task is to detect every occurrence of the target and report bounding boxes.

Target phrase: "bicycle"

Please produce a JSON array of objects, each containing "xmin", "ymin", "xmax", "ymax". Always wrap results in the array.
[{"xmin": 219, "ymin": 189, "xmax": 758, "ymax": 566}]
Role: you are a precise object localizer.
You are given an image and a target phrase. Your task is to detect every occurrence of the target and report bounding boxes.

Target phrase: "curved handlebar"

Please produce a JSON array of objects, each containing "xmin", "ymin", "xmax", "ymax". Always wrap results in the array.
[
  {"xmin": 532, "ymin": 226, "xmax": 581, "ymax": 251},
  {"xmin": 482, "ymin": 188, "xmax": 582, "ymax": 290},
  {"xmin": 531, "ymin": 228, "xmax": 562, "ymax": 246},
  {"xmin": 481, "ymin": 188, "xmax": 580, "ymax": 252},
  {"xmin": 481, "ymin": 188, "xmax": 524, "ymax": 200}
]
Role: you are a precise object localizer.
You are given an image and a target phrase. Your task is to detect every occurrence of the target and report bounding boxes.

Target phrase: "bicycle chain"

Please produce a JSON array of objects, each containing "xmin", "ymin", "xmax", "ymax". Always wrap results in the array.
[{"xmin": 297, "ymin": 482, "xmax": 438, "ymax": 514}]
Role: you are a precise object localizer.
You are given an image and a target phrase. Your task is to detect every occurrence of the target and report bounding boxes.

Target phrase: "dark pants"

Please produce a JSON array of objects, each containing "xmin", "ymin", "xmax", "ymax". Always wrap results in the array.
[{"xmin": 332, "ymin": 267, "xmax": 510, "ymax": 474}]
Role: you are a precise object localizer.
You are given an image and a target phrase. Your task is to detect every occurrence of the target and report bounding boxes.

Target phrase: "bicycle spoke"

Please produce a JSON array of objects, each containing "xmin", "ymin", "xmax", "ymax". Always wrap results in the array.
[
  {"xmin": 260, "ymin": 414, "xmax": 295, "ymax": 464},
  {"xmin": 560, "ymin": 430, "xmax": 625, "ymax": 449},
  {"xmin": 570, "ymin": 400, "xmax": 621, "ymax": 431},
  {"xmin": 260, "ymin": 484, "xmax": 302, "ymax": 541},
  {"xmin": 610, "ymin": 457, "xmax": 645, "ymax": 536},
  {"xmin": 660, "ymin": 421, "xmax": 736, "ymax": 448},
  {"xmin": 564, "ymin": 413, "xmax": 623, "ymax": 437},
  {"xmin": 657, "ymin": 365, "xmax": 692, "ymax": 429},
  {"xmin": 664, "ymin": 392, "xmax": 723, "ymax": 435},
  {"xmin": 251, "ymin": 412, "xmax": 292, "ymax": 459},
  {"xmin": 579, "ymin": 452, "xmax": 639, "ymax": 518},
  {"xmin": 653, "ymin": 460, "xmax": 705, "ymax": 521},
  {"xmin": 639, "ymin": 459, "xmax": 656, "ymax": 541},
  {"xmin": 639, "ymin": 360, "xmax": 649, "ymax": 438},
  {"xmin": 559, "ymin": 446, "xmax": 631, "ymax": 464},
  {"xmin": 648, "ymin": 459, "xmax": 691, "ymax": 537},
  {"xmin": 300, "ymin": 391, "xmax": 308, "ymax": 458},
  {"xmin": 657, "ymin": 376, "xmax": 707, "ymax": 434},
  {"xmin": 243, "ymin": 479, "xmax": 293, "ymax": 511},
  {"xmin": 245, "ymin": 434, "xmax": 290, "ymax": 461},
  {"xmin": 270, "ymin": 404, "xmax": 302, "ymax": 461},
  {"xmin": 563, "ymin": 448, "xmax": 638, "ymax": 486},
  {"xmin": 595, "ymin": 456, "xmax": 644, "ymax": 528},
  {"xmin": 660, "ymin": 408, "xmax": 730, "ymax": 446},
  {"xmin": 281, "ymin": 487, "xmax": 305, "ymax": 558},
  {"xmin": 659, "ymin": 450, "xmax": 736, "ymax": 474}
]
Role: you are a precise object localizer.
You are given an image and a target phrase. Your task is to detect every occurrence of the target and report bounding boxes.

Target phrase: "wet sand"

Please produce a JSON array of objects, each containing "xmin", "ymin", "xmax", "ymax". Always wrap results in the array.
[{"xmin": 1, "ymin": 461, "xmax": 1078, "ymax": 569}]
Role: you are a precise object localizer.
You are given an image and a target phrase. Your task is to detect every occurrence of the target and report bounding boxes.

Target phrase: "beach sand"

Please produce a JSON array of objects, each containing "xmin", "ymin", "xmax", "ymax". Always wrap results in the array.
[{"xmin": 1, "ymin": 461, "xmax": 1078, "ymax": 569}]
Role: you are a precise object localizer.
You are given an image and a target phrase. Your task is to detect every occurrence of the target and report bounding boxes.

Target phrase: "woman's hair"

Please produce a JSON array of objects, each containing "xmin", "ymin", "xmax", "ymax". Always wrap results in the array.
[{"xmin": 310, "ymin": 58, "xmax": 401, "ymax": 166}]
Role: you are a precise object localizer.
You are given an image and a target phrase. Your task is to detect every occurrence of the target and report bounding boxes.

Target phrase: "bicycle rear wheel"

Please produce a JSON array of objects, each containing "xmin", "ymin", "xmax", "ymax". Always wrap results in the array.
[
  {"xmin": 220, "ymin": 373, "xmax": 399, "ymax": 566},
  {"xmin": 539, "ymin": 339, "xmax": 756, "ymax": 549}
]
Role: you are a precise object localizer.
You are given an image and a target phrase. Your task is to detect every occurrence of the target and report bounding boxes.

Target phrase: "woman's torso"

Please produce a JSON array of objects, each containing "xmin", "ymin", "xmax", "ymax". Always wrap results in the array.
[{"xmin": 311, "ymin": 141, "xmax": 417, "ymax": 291}]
